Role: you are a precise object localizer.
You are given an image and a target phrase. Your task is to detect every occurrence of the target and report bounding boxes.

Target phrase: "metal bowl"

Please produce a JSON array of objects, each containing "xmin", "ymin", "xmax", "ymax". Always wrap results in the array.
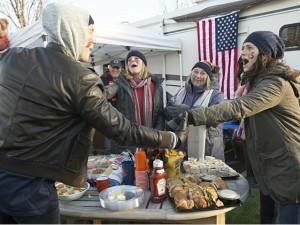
[{"xmin": 99, "ymin": 185, "xmax": 144, "ymax": 211}]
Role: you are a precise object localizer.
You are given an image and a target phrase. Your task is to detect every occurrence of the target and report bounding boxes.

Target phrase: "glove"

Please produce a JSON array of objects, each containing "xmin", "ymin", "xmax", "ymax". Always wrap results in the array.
[
  {"xmin": 167, "ymin": 112, "xmax": 189, "ymax": 148},
  {"xmin": 165, "ymin": 104, "xmax": 189, "ymax": 119}
]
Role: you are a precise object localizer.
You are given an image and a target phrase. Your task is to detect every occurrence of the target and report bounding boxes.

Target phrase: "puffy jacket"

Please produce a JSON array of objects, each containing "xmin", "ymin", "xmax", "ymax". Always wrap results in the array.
[
  {"xmin": 189, "ymin": 64, "xmax": 300, "ymax": 205},
  {"xmin": 0, "ymin": 44, "xmax": 171, "ymax": 187}
]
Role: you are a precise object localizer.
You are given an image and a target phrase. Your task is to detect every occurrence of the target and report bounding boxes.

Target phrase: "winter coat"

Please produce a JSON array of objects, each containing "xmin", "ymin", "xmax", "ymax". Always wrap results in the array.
[
  {"xmin": 189, "ymin": 64, "xmax": 300, "ymax": 205},
  {"xmin": 0, "ymin": 44, "xmax": 169, "ymax": 187},
  {"xmin": 168, "ymin": 80, "xmax": 225, "ymax": 160},
  {"xmin": 111, "ymin": 74, "xmax": 165, "ymax": 153}
]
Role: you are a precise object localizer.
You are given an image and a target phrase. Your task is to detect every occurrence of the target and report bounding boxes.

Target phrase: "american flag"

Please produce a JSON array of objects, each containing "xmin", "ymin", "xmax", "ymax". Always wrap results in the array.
[{"xmin": 196, "ymin": 11, "xmax": 239, "ymax": 99}]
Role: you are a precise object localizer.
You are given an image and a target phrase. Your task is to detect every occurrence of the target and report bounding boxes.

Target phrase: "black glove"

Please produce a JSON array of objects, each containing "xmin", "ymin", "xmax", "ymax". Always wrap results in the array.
[
  {"xmin": 165, "ymin": 104, "xmax": 190, "ymax": 119},
  {"xmin": 167, "ymin": 112, "xmax": 189, "ymax": 148}
]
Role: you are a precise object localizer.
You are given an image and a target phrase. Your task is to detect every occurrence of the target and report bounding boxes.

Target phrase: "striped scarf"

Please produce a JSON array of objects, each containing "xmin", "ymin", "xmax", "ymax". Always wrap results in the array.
[{"xmin": 129, "ymin": 77, "xmax": 153, "ymax": 127}]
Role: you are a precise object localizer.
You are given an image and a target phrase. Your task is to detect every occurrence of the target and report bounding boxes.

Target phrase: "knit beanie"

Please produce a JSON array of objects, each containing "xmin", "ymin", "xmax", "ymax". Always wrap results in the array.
[
  {"xmin": 191, "ymin": 61, "xmax": 212, "ymax": 77},
  {"xmin": 126, "ymin": 50, "xmax": 147, "ymax": 66},
  {"xmin": 243, "ymin": 31, "xmax": 284, "ymax": 59}
]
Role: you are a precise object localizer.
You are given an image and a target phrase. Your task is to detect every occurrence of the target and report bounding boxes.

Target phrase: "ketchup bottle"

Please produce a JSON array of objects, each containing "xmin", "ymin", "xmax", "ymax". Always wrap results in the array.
[{"xmin": 150, "ymin": 159, "xmax": 167, "ymax": 203}]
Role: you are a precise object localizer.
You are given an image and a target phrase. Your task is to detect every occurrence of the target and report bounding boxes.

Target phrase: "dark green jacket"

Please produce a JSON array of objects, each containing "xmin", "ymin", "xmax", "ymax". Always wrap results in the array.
[{"xmin": 190, "ymin": 64, "xmax": 300, "ymax": 205}]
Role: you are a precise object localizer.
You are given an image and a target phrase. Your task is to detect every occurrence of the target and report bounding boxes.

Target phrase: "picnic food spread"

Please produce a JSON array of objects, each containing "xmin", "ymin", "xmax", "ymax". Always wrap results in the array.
[{"xmin": 56, "ymin": 149, "xmax": 241, "ymax": 212}]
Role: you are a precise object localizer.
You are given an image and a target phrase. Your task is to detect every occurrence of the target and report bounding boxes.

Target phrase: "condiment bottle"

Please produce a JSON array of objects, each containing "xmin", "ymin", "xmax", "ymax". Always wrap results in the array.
[
  {"xmin": 150, "ymin": 159, "xmax": 167, "ymax": 203},
  {"xmin": 166, "ymin": 150, "xmax": 182, "ymax": 179},
  {"xmin": 135, "ymin": 149, "xmax": 149, "ymax": 190}
]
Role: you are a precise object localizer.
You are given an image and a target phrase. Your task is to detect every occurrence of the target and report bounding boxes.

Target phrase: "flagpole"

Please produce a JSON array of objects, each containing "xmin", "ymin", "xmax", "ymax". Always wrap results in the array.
[{"xmin": 179, "ymin": 51, "xmax": 183, "ymax": 87}]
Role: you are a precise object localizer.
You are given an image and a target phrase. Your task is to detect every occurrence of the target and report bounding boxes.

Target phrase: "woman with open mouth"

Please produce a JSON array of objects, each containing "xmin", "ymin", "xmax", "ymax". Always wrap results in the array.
[
  {"xmin": 169, "ymin": 31, "xmax": 300, "ymax": 224},
  {"xmin": 110, "ymin": 50, "xmax": 165, "ymax": 154}
]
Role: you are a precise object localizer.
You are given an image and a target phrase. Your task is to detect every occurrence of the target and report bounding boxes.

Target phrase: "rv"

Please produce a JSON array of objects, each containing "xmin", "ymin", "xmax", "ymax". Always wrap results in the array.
[{"xmin": 132, "ymin": 0, "xmax": 300, "ymax": 95}]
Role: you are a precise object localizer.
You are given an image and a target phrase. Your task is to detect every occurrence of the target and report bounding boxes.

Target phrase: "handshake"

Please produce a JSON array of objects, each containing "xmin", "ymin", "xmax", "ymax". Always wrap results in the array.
[{"xmin": 164, "ymin": 111, "xmax": 193, "ymax": 149}]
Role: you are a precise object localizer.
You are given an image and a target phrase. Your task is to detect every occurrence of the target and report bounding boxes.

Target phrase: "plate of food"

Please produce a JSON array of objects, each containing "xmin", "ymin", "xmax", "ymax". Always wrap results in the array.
[{"xmin": 55, "ymin": 182, "xmax": 90, "ymax": 201}]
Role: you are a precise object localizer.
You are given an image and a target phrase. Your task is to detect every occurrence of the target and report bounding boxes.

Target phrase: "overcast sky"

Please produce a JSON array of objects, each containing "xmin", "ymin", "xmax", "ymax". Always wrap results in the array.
[
  {"xmin": 72, "ymin": 0, "xmax": 193, "ymax": 24},
  {"xmin": 1, "ymin": 0, "xmax": 195, "ymax": 30}
]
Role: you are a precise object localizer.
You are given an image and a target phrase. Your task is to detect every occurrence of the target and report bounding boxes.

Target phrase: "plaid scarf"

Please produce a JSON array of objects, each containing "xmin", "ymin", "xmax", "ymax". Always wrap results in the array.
[{"xmin": 129, "ymin": 77, "xmax": 153, "ymax": 127}]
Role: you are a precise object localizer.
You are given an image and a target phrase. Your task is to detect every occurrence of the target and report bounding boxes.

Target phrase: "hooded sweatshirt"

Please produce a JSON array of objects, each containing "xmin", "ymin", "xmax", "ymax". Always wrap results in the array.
[
  {"xmin": 0, "ymin": 3, "xmax": 92, "ymax": 217},
  {"xmin": 42, "ymin": 2, "xmax": 89, "ymax": 61}
]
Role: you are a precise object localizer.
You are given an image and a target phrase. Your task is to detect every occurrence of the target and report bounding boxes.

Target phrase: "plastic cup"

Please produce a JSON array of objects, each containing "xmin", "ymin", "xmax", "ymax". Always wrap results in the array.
[{"xmin": 96, "ymin": 175, "xmax": 110, "ymax": 192}]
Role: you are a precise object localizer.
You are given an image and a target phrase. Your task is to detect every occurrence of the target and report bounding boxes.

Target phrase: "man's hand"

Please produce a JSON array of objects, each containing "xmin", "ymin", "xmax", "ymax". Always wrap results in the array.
[
  {"xmin": 165, "ymin": 104, "xmax": 189, "ymax": 119},
  {"xmin": 167, "ymin": 112, "xmax": 189, "ymax": 148}
]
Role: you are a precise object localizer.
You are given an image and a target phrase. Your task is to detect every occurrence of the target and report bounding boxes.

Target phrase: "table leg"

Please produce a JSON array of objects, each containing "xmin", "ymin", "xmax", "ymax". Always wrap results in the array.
[{"xmin": 93, "ymin": 218, "xmax": 102, "ymax": 224}]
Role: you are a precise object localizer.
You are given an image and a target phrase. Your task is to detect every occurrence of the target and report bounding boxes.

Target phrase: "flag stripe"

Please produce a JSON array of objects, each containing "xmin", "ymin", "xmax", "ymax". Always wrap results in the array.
[
  {"xmin": 202, "ymin": 20, "xmax": 207, "ymax": 60},
  {"xmin": 208, "ymin": 19, "xmax": 213, "ymax": 63},
  {"xmin": 226, "ymin": 50, "xmax": 232, "ymax": 99},
  {"xmin": 196, "ymin": 21, "xmax": 201, "ymax": 60},
  {"xmin": 233, "ymin": 48, "xmax": 238, "ymax": 91}
]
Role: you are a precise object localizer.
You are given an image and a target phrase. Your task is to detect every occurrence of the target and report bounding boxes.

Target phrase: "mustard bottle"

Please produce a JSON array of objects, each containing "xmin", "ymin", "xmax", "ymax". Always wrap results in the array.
[{"xmin": 166, "ymin": 150, "xmax": 183, "ymax": 179}]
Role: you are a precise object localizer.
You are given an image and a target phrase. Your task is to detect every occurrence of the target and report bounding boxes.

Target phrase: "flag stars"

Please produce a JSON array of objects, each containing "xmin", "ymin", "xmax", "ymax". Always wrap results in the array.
[{"xmin": 216, "ymin": 12, "xmax": 239, "ymax": 51}]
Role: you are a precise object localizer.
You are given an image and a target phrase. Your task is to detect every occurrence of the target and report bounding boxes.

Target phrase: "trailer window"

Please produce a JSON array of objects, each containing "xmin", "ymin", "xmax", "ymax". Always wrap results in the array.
[{"xmin": 279, "ymin": 23, "xmax": 300, "ymax": 51}]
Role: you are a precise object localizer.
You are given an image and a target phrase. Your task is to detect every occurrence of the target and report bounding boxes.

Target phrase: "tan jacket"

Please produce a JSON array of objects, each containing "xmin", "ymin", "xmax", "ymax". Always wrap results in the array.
[{"xmin": 190, "ymin": 64, "xmax": 300, "ymax": 205}]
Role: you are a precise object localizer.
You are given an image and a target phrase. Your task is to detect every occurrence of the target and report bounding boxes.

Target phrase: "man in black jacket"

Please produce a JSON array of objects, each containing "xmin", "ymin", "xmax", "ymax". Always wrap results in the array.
[{"xmin": 0, "ymin": 3, "xmax": 187, "ymax": 223}]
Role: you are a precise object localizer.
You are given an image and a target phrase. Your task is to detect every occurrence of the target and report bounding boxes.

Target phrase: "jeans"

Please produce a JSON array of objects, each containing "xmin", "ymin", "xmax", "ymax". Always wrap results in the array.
[
  {"xmin": 0, "ymin": 206, "xmax": 60, "ymax": 224},
  {"xmin": 279, "ymin": 203, "xmax": 300, "ymax": 224},
  {"xmin": 260, "ymin": 192, "xmax": 276, "ymax": 224}
]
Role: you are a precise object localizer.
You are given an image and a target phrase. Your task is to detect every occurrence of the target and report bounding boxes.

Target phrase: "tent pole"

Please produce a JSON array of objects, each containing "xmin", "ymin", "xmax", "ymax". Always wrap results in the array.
[
  {"xmin": 161, "ymin": 54, "xmax": 167, "ymax": 107},
  {"xmin": 179, "ymin": 51, "xmax": 183, "ymax": 87}
]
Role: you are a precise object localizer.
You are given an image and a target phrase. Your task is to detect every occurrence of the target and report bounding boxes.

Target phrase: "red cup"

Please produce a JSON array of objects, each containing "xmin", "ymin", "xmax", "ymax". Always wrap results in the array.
[{"xmin": 96, "ymin": 175, "xmax": 110, "ymax": 192}]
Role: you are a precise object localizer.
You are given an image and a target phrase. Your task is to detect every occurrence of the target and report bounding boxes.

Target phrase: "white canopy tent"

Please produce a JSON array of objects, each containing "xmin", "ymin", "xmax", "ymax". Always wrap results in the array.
[{"xmin": 9, "ymin": 20, "xmax": 183, "ymax": 105}]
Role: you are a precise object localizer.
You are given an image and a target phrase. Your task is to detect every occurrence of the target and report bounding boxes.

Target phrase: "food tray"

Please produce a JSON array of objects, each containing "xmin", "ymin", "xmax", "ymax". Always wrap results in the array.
[{"xmin": 169, "ymin": 195, "xmax": 241, "ymax": 212}]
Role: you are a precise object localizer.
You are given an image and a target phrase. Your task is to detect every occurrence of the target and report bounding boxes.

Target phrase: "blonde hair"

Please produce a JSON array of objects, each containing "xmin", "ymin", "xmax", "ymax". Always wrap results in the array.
[{"xmin": 124, "ymin": 63, "xmax": 150, "ymax": 80}]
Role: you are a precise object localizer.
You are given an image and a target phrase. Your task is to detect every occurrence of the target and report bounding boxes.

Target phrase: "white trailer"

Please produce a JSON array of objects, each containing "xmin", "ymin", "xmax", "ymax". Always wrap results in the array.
[{"xmin": 132, "ymin": 0, "xmax": 300, "ymax": 95}]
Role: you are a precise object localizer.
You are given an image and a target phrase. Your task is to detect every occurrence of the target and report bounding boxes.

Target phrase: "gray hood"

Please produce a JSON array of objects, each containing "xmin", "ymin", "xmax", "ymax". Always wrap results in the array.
[{"xmin": 42, "ymin": 3, "xmax": 89, "ymax": 61}]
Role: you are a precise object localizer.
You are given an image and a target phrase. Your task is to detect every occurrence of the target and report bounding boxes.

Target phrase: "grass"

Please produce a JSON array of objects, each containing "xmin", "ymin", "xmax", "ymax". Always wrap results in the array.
[{"xmin": 226, "ymin": 187, "xmax": 260, "ymax": 224}]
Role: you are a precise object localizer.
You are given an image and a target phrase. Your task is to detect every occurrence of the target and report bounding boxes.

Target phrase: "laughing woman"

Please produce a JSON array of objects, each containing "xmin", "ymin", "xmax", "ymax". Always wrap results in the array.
[
  {"xmin": 165, "ymin": 60, "xmax": 225, "ymax": 161},
  {"xmin": 111, "ymin": 50, "xmax": 165, "ymax": 153}
]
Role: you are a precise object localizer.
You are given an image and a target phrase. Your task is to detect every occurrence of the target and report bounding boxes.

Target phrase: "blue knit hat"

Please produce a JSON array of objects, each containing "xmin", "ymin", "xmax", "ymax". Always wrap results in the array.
[
  {"xmin": 192, "ymin": 61, "xmax": 212, "ymax": 77},
  {"xmin": 126, "ymin": 50, "xmax": 147, "ymax": 66},
  {"xmin": 243, "ymin": 31, "xmax": 284, "ymax": 59}
]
